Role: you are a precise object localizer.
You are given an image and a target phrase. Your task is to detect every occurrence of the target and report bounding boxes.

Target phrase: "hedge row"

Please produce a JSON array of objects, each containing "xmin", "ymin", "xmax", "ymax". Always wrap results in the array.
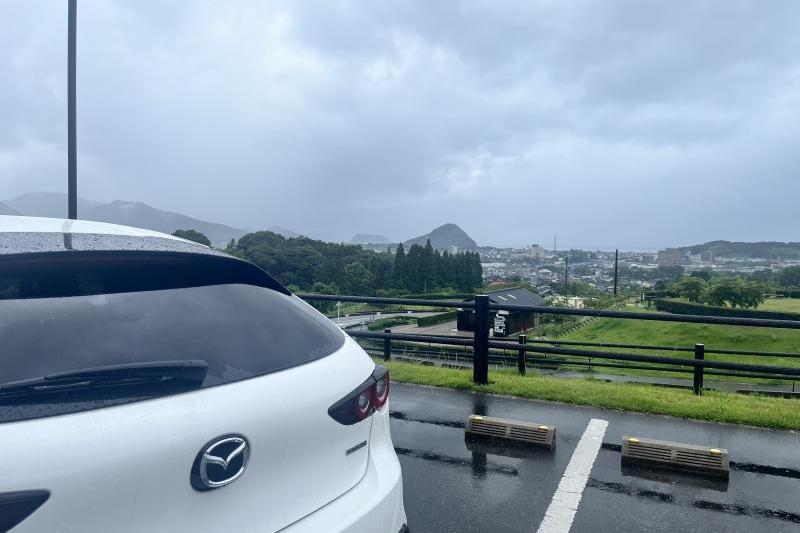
[
  {"xmin": 654, "ymin": 298, "xmax": 800, "ymax": 321},
  {"xmin": 776, "ymin": 290, "xmax": 800, "ymax": 299},
  {"xmin": 416, "ymin": 310, "xmax": 459, "ymax": 328},
  {"xmin": 397, "ymin": 292, "xmax": 472, "ymax": 300},
  {"xmin": 643, "ymin": 290, "xmax": 677, "ymax": 299},
  {"xmin": 367, "ymin": 316, "xmax": 416, "ymax": 331}
]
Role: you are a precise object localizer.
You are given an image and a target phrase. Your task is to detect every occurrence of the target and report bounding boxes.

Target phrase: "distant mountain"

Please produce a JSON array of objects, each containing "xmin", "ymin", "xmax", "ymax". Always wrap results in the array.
[
  {"xmin": 268, "ymin": 226, "xmax": 302, "ymax": 239},
  {"xmin": 404, "ymin": 223, "xmax": 478, "ymax": 251},
  {"xmin": 679, "ymin": 240, "xmax": 800, "ymax": 260},
  {"xmin": 351, "ymin": 233, "xmax": 389, "ymax": 244},
  {"xmin": 4, "ymin": 192, "xmax": 247, "ymax": 247},
  {"xmin": 5, "ymin": 192, "xmax": 102, "ymax": 218},
  {"xmin": 86, "ymin": 200, "xmax": 247, "ymax": 246},
  {"xmin": 0, "ymin": 202, "xmax": 20, "ymax": 215}
]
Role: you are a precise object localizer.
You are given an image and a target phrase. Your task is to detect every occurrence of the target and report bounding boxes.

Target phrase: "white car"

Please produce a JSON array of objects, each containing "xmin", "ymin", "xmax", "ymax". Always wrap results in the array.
[{"xmin": 0, "ymin": 215, "xmax": 408, "ymax": 533}]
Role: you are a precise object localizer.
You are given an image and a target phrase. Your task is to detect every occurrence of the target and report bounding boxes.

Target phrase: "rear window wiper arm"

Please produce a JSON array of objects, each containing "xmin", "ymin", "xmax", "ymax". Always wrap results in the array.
[{"xmin": 0, "ymin": 360, "xmax": 208, "ymax": 396}]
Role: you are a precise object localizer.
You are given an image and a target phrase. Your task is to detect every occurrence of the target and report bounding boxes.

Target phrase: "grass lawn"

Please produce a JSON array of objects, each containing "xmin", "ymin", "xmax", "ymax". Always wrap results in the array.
[
  {"xmin": 382, "ymin": 359, "xmax": 800, "ymax": 431},
  {"xmin": 759, "ymin": 297, "xmax": 800, "ymax": 314},
  {"xmin": 550, "ymin": 303, "xmax": 800, "ymax": 382},
  {"xmin": 566, "ymin": 314, "xmax": 800, "ymax": 354}
]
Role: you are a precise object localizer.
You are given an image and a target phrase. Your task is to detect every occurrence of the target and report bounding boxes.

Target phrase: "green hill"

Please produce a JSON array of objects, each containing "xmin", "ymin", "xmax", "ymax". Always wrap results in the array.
[
  {"xmin": 404, "ymin": 223, "xmax": 477, "ymax": 251},
  {"xmin": 679, "ymin": 240, "xmax": 800, "ymax": 259}
]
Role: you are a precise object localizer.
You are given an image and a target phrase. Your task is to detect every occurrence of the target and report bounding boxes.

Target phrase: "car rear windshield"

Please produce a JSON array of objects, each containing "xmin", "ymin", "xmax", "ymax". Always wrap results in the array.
[{"xmin": 0, "ymin": 251, "xmax": 345, "ymax": 422}]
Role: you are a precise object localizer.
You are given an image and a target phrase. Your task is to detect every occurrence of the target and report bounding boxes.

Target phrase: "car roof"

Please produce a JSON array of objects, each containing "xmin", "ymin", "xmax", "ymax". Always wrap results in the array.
[
  {"xmin": 0, "ymin": 215, "xmax": 187, "ymax": 240},
  {"xmin": 0, "ymin": 215, "xmax": 291, "ymax": 295},
  {"xmin": 0, "ymin": 215, "xmax": 221, "ymax": 256}
]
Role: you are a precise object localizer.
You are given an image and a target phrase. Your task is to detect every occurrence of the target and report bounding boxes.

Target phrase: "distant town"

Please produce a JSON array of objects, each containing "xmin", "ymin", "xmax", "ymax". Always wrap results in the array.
[
  {"xmin": 476, "ymin": 245, "xmax": 800, "ymax": 296},
  {"xmin": 5, "ymin": 192, "xmax": 800, "ymax": 302},
  {"xmin": 357, "ymin": 238, "xmax": 800, "ymax": 302}
]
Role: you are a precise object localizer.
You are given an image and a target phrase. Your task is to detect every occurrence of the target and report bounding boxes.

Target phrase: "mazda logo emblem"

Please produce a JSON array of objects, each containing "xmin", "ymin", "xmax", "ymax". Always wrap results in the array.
[{"xmin": 191, "ymin": 434, "xmax": 250, "ymax": 491}]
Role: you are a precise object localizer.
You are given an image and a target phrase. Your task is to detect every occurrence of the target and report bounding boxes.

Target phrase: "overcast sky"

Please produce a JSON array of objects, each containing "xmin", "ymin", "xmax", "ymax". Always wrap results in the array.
[{"xmin": 1, "ymin": 1, "xmax": 799, "ymax": 249}]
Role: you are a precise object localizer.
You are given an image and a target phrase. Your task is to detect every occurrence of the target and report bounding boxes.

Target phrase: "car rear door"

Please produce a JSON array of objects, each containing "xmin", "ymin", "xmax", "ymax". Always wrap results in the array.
[
  {"xmin": 0, "ymin": 339, "xmax": 374, "ymax": 532},
  {"xmin": 0, "ymin": 252, "xmax": 377, "ymax": 532}
]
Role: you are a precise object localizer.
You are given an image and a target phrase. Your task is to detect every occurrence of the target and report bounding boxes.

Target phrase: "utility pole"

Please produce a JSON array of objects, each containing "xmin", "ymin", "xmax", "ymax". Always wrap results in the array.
[
  {"xmin": 67, "ymin": 0, "xmax": 78, "ymax": 219},
  {"xmin": 613, "ymin": 249, "xmax": 619, "ymax": 297},
  {"xmin": 564, "ymin": 255, "xmax": 569, "ymax": 304}
]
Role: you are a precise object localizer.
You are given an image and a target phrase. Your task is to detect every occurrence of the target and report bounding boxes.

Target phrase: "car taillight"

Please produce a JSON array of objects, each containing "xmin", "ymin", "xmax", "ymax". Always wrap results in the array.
[
  {"xmin": 356, "ymin": 389, "xmax": 372, "ymax": 420},
  {"xmin": 328, "ymin": 365, "xmax": 390, "ymax": 425},
  {"xmin": 373, "ymin": 368, "xmax": 389, "ymax": 409}
]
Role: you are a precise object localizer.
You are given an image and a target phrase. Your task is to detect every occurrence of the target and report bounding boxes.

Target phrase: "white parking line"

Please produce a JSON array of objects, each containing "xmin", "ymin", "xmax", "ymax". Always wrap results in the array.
[{"xmin": 536, "ymin": 418, "xmax": 609, "ymax": 533}]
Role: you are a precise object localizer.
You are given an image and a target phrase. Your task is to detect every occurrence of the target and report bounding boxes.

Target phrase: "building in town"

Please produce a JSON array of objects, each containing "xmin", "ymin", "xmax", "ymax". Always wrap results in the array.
[
  {"xmin": 700, "ymin": 251, "xmax": 714, "ymax": 263},
  {"xmin": 529, "ymin": 244, "xmax": 545, "ymax": 260},
  {"xmin": 657, "ymin": 248, "xmax": 685, "ymax": 266}
]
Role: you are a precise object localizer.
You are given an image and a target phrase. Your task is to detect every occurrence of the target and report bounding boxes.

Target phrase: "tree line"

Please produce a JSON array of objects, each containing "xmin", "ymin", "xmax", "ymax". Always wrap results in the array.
[
  {"xmin": 670, "ymin": 274, "xmax": 766, "ymax": 309},
  {"xmin": 391, "ymin": 241, "xmax": 482, "ymax": 294},
  {"xmin": 220, "ymin": 230, "xmax": 483, "ymax": 295},
  {"xmin": 641, "ymin": 263, "xmax": 800, "ymax": 310}
]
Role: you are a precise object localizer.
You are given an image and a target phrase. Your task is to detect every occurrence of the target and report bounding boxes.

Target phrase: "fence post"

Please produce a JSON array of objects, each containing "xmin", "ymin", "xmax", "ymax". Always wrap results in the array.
[
  {"xmin": 693, "ymin": 343, "xmax": 705, "ymax": 396},
  {"xmin": 383, "ymin": 329, "xmax": 391, "ymax": 362},
  {"xmin": 473, "ymin": 295, "xmax": 490, "ymax": 384},
  {"xmin": 517, "ymin": 334, "xmax": 527, "ymax": 376}
]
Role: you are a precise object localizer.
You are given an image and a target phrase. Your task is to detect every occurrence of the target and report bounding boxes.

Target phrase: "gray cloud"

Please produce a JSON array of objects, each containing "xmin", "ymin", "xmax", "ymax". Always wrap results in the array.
[{"xmin": 1, "ymin": 0, "xmax": 799, "ymax": 248}]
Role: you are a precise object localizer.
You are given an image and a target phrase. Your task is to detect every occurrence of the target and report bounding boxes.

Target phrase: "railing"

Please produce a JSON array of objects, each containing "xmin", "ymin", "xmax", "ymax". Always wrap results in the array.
[{"xmin": 298, "ymin": 293, "xmax": 800, "ymax": 395}]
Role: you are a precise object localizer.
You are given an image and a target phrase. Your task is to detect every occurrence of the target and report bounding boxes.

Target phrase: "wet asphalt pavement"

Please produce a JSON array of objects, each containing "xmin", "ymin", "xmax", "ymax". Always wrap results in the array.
[{"xmin": 390, "ymin": 383, "xmax": 800, "ymax": 533}]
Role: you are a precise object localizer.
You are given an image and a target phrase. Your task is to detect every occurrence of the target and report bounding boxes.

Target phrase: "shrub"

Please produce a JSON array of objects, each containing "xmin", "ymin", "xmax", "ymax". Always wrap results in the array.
[
  {"xmin": 654, "ymin": 298, "xmax": 800, "ymax": 321},
  {"xmin": 367, "ymin": 316, "xmax": 416, "ymax": 331}
]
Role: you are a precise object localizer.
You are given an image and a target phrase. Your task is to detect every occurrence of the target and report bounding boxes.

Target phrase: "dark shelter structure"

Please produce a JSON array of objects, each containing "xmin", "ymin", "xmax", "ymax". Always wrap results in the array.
[{"xmin": 457, "ymin": 288, "xmax": 545, "ymax": 337}]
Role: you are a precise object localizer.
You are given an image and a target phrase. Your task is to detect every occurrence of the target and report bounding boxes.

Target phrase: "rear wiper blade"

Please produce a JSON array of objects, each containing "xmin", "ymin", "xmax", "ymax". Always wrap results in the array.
[{"xmin": 0, "ymin": 360, "xmax": 208, "ymax": 396}]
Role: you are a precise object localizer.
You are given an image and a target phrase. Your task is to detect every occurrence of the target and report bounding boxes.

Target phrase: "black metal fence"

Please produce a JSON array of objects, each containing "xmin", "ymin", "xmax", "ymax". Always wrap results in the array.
[{"xmin": 298, "ymin": 293, "xmax": 800, "ymax": 395}]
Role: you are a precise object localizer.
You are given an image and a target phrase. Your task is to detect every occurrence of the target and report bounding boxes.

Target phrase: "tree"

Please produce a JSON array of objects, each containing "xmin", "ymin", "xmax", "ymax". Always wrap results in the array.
[
  {"xmin": 392, "ymin": 243, "xmax": 406, "ymax": 289},
  {"xmin": 368, "ymin": 254, "xmax": 391, "ymax": 291},
  {"xmin": 702, "ymin": 277, "xmax": 766, "ymax": 309},
  {"xmin": 172, "ymin": 229, "xmax": 211, "ymax": 246},
  {"xmin": 655, "ymin": 265, "xmax": 685, "ymax": 281},
  {"xmin": 690, "ymin": 269, "xmax": 713, "ymax": 282},
  {"xmin": 653, "ymin": 280, "xmax": 670, "ymax": 291},
  {"xmin": 455, "ymin": 252, "xmax": 471, "ymax": 291},
  {"xmin": 702, "ymin": 278, "xmax": 740, "ymax": 307},
  {"xmin": 438, "ymin": 251, "xmax": 453, "ymax": 287},
  {"xmin": 471, "ymin": 251, "xmax": 483, "ymax": 290},
  {"xmin": 309, "ymin": 281, "xmax": 339, "ymax": 312},
  {"xmin": 405, "ymin": 244, "xmax": 424, "ymax": 293},
  {"xmin": 421, "ymin": 239, "xmax": 435, "ymax": 293},
  {"xmin": 230, "ymin": 229, "xmax": 482, "ymax": 295},
  {"xmin": 343, "ymin": 261, "xmax": 375, "ymax": 295},
  {"xmin": 311, "ymin": 281, "xmax": 339, "ymax": 294},
  {"xmin": 738, "ymin": 281, "xmax": 767, "ymax": 309},
  {"xmin": 777, "ymin": 266, "xmax": 800, "ymax": 288},
  {"xmin": 672, "ymin": 276, "xmax": 706, "ymax": 302},
  {"xmin": 750, "ymin": 269, "xmax": 774, "ymax": 284}
]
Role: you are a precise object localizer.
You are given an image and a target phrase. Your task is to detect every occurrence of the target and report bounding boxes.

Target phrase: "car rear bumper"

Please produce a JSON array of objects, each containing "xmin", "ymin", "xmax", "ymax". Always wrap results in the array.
[{"xmin": 279, "ymin": 405, "xmax": 407, "ymax": 533}]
